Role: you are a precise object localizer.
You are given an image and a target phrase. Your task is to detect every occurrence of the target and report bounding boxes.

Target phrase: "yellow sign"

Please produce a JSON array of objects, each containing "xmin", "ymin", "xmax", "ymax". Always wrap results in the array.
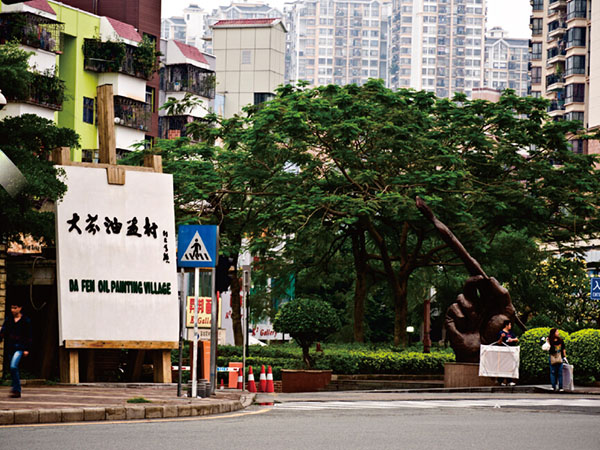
[{"xmin": 186, "ymin": 296, "xmax": 222, "ymax": 328}]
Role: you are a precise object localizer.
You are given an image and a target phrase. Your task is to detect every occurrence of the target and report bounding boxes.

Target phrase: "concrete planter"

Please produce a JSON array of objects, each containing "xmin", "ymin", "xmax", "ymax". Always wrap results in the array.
[
  {"xmin": 281, "ymin": 369, "xmax": 333, "ymax": 393},
  {"xmin": 444, "ymin": 362, "xmax": 497, "ymax": 388}
]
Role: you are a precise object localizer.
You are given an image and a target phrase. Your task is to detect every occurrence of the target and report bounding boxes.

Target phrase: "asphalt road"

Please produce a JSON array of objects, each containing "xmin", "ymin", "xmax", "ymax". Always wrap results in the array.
[{"xmin": 1, "ymin": 396, "xmax": 599, "ymax": 450}]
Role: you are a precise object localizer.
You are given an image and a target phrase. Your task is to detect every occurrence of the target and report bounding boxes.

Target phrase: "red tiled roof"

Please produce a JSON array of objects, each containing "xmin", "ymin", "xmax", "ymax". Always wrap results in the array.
[
  {"xmin": 24, "ymin": 0, "xmax": 56, "ymax": 15},
  {"xmin": 212, "ymin": 18, "xmax": 279, "ymax": 27},
  {"xmin": 174, "ymin": 40, "xmax": 208, "ymax": 65},
  {"xmin": 106, "ymin": 17, "xmax": 142, "ymax": 43}
]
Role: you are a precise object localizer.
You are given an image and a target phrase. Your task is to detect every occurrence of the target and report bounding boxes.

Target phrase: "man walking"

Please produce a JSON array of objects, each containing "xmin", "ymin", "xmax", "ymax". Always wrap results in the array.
[{"xmin": 0, "ymin": 300, "xmax": 32, "ymax": 398}]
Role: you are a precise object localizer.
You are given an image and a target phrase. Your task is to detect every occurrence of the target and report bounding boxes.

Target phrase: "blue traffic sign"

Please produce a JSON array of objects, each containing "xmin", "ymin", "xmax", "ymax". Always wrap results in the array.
[
  {"xmin": 177, "ymin": 225, "xmax": 218, "ymax": 268},
  {"xmin": 591, "ymin": 277, "xmax": 600, "ymax": 300}
]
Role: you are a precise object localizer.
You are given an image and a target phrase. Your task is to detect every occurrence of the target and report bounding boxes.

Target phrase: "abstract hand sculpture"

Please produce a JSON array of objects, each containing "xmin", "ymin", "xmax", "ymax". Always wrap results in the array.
[{"xmin": 416, "ymin": 197, "xmax": 526, "ymax": 363}]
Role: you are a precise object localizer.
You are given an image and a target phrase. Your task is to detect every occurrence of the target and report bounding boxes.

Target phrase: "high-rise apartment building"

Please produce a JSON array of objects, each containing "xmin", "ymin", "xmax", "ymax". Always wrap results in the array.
[
  {"xmin": 530, "ymin": 0, "xmax": 600, "ymax": 154},
  {"xmin": 389, "ymin": 0, "xmax": 486, "ymax": 98},
  {"xmin": 284, "ymin": 0, "xmax": 391, "ymax": 87},
  {"xmin": 162, "ymin": 4, "xmax": 210, "ymax": 51},
  {"xmin": 484, "ymin": 27, "xmax": 529, "ymax": 97}
]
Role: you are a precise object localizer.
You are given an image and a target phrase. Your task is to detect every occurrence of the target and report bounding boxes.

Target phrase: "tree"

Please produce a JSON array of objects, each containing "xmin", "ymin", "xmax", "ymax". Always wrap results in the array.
[
  {"xmin": 0, "ymin": 114, "xmax": 79, "ymax": 243},
  {"xmin": 209, "ymin": 80, "xmax": 600, "ymax": 346},
  {"xmin": 0, "ymin": 41, "xmax": 32, "ymax": 102},
  {"xmin": 273, "ymin": 297, "xmax": 341, "ymax": 368}
]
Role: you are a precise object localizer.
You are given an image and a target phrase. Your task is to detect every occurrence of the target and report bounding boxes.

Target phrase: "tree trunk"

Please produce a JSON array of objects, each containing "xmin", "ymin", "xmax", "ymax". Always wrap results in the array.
[
  {"xmin": 390, "ymin": 272, "xmax": 408, "ymax": 347},
  {"xmin": 301, "ymin": 345, "xmax": 313, "ymax": 369},
  {"xmin": 229, "ymin": 255, "xmax": 244, "ymax": 346},
  {"xmin": 351, "ymin": 231, "xmax": 368, "ymax": 343}
]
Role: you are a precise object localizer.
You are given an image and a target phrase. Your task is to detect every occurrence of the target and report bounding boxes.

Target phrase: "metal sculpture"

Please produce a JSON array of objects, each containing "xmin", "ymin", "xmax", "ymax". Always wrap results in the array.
[{"xmin": 415, "ymin": 197, "xmax": 526, "ymax": 363}]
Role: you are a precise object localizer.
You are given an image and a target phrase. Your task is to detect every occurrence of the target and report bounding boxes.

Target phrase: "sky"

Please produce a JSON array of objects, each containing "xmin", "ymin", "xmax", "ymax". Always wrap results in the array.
[{"xmin": 162, "ymin": 0, "xmax": 533, "ymax": 39}]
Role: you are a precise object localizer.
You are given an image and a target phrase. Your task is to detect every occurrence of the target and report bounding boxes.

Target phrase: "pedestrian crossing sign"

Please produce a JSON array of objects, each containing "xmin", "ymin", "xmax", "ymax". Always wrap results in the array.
[{"xmin": 177, "ymin": 225, "xmax": 218, "ymax": 268}]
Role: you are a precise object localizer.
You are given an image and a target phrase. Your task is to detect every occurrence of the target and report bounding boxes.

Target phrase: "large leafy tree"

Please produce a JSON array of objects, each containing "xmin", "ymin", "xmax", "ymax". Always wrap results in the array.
[{"xmin": 204, "ymin": 80, "xmax": 600, "ymax": 346}]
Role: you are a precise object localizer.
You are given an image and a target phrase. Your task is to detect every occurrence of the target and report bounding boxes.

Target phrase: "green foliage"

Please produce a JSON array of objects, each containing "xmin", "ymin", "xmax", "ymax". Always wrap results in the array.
[
  {"xmin": 0, "ymin": 114, "xmax": 79, "ymax": 242},
  {"xmin": 82, "ymin": 38, "xmax": 126, "ymax": 72},
  {"xmin": 520, "ymin": 327, "xmax": 569, "ymax": 383},
  {"xmin": 273, "ymin": 298, "xmax": 341, "ymax": 368},
  {"xmin": 0, "ymin": 41, "xmax": 32, "ymax": 100},
  {"xmin": 133, "ymin": 35, "xmax": 161, "ymax": 79},
  {"xmin": 565, "ymin": 329, "xmax": 600, "ymax": 383},
  {"xmin": 127, "ymin": 397, "xmax": 151, "ymax": 403},
  {"xmin": 216, "ymin": 344, "xmax": 453, "ymax": 379}
]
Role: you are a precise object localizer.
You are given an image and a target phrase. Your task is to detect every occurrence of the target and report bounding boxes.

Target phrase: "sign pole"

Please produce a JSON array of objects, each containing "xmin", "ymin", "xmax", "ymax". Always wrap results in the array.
[
  {"xmin": 177, "ymin": 268, "xmax": 186, "ymax": 397},
  {"xmin": 191, "ymin": 267, "xmax": 200, "ymax": 398},
  {"xmin": 210, "ymin": 267, "xmax": 217, "ymax": 394}
]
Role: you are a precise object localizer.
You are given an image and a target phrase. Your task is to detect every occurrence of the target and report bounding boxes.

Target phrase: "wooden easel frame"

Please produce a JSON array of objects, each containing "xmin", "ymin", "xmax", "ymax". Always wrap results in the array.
[{"xmin": 54, "ymin": 85, "xmax": 175, "ymax": 384}]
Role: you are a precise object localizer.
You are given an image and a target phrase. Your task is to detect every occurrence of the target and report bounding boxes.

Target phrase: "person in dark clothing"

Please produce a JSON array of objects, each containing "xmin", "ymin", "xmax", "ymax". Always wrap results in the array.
[
  {"xmin": 546, "ymin": 328, "xmax": 566, "ymax": 392},
  {"xmin": 496, "ymin": 319, "xmax": 519, "ymax": 386},
  {"xmin": 0, "ymin": 301, "xmax": 32, "ymax": 398}
]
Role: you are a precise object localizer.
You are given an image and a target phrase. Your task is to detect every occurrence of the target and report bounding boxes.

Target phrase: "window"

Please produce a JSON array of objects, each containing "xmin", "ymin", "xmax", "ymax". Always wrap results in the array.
[
  {"xmin": 531, "ymin": 67, "xmax": 541, "ymax": 84},
  {"xmin": 83, "ymin": 97, "xmax": 94, "ymax": 124},
  {"xmin": 570, "ymin": 139, "xmax": 586, "ymax": 154},
  {"xmin": 565, "ymin": 83, "xmax": 585, "ymax": 103},
  {"xmin": 145, "ymin": 87, "xmax": 155, "ymax": 113},
  {"xmin": 241, "ymin": 50, "xmax": 252, "ymax": 64},
  {"xmin": 567, "ymin": 0, "xmax": 587, "ymax": 20},
  {"xmin": 254, "ymin": 93, "xmax": 275, "ymax": 105},
  {"xmin": 565, "ymin": 55, "xmax": 586, "ymax": 76},
  {"xmin": 566, "ymin": 28, "xmax": 586, "ymax": 48},
  {"xmin": 531, "ymin": 18, "xmax": 542, "ymax": 36},
  {"xmin": 565, "ymin": 111, "xmax": 584, "ymax": 124},
  {"xmin": 531, "ymin": 43, "xmax": 542, "ymax": 60}
]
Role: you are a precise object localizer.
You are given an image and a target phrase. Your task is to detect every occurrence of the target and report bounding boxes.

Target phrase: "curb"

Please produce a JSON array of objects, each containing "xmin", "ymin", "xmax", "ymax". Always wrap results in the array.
[{"xmin": 0, "ymin": 395, "xmax": 256, "ymax": 426}]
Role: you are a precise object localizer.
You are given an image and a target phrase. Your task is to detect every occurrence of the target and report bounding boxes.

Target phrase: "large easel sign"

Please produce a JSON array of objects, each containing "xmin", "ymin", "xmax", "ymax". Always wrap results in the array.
[
  {"xmin": 185, "ymin": 296, "xmax": 222, "ymax": 328},
  {"xmin": 55, "ymin": 165, "xmax": 178, "ymax": 343}
]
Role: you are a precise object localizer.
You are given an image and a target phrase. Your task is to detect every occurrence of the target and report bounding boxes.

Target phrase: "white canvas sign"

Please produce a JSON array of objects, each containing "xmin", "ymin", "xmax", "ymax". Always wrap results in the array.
[
  {"xmin": 479, "ymin": 344, "xmax": 520, "ymax": 379},
  {"xmin": 55, "ymin": 165, "xmax": 178, "ymax": 343}
]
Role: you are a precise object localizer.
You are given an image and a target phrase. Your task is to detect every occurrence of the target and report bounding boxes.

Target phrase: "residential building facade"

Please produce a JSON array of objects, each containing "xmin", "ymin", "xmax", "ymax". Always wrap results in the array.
[
  {"xmin": 483, "ymin": 27, "xmax": 529, "ymax": 96},
  {"xmin": 161, "ymin": 4, "xmax": 211, "ymax": 52},
  {"xmin": 529, "ymin": 0, "xmax": 600, "ymax": 154},
  {"xmin": 211, "ymin": 18, "xmax": 286, "ymax": 118},
  {"xmin": 284, "ymin": 0, "xmax": 391, "ymax": 87},
  {"xmin": 159, "ymin": 39, "xmax": 216, "ymax": 140},
  {"xmin": 389, "ymin": 0, "xmax": 486, "ymax": 98}
]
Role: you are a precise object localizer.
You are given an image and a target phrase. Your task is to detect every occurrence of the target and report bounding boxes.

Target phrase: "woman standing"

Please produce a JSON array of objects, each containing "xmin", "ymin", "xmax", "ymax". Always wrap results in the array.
[{"xmin": 546, "ymin": 328, "xmax": 566, "ymax": 392}]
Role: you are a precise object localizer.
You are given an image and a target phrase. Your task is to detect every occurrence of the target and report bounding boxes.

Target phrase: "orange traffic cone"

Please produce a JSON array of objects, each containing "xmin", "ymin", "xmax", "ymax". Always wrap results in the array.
[
  {"xmin": 259, "ymin": 365, "xmax": 267, "ymax": 392},
  {"xmin": 247, "ymin": 366, "xmax": 257, "ymax": 393},
  {"xmin": 236, "ymin": 368, "xmax": 244, "ymax": 390},
  {"xmin": 266, "ymin": 365, "xmax": 274, "ymax": 393}
]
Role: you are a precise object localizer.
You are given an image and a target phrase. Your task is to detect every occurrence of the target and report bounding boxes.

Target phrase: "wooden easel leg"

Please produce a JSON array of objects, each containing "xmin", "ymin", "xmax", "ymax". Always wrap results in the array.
[
  {"xmin": 59, "ymin": 347, "xmax": 79, "ymax": 384},
  {"xmin": 153, "ymin": 350, "xmax": 172, "ymax": 383},
  {"xmin": 127, "ymin": 350, "xmax": 145, "ymax": 382}
]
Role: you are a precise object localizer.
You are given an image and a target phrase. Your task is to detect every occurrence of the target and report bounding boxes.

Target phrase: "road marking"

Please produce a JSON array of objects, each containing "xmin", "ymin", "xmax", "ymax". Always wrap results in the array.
[
  {"xmin": 274, "ymin": 399, "xmax": 600, "ymax": 411},
  {"xmin": 0, "ymin": 407, "xmax": 272, "ymax": 429}
]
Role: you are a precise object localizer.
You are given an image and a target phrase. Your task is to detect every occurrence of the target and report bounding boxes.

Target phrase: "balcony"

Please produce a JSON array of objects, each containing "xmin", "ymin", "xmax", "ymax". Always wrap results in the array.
[
  {"xmin": 546, "ymin": 73, "xmax": 565, "ymax": 91},
  {"xmin": 548, "ymin": 20, "xmax": 567, "ymax": 40},
  {"xmin": 0, "ymin": 12, "xmax": 63, "ymax": 54},
  {"xmin": 161, "ymin": 65, "xmax": 216, "ymax": 99},
  {"xmin": 113, "ymin": 96, "xmax": 151, "ymax": 131},
  {"xmin": 5, "ymin": 71, "xmax": 64, "ymax": 110},
  {"xmin": 83, "ymin": 38, "xmax": 158, "ymax": 80},
  {"xmin": 548, "ymin": 99, "xmax": 565, "ymax": 113},
  {"xmin": 546, "ymin": 44, "xmax": 566, "ymax": 64},
  {"xmin": 159, "ymin": 115, "xmax": 201, "ymax": 141},
  {"xmin": 548, "ymin": 0, "xmax": 567, "ymax": 11}
]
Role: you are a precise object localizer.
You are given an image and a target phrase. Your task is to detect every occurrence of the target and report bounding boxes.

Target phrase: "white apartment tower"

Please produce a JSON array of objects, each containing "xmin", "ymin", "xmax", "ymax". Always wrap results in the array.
[
  {"xmin": 285, "ymin": 0, "xmax": 391, "ymax": 87},
  {"xmin": 389, "ymin": 0, "xmax": 486, "ymax": 98},
  {"xmin": 484, "ymin": 27, "xmax": 529, "ymax": 97}
]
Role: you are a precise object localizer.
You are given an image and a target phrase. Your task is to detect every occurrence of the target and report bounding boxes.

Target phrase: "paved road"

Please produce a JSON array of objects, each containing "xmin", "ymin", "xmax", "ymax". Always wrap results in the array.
[{"xmin": 1, "ymin": 395, "xmax": 598, "ymax": 450}]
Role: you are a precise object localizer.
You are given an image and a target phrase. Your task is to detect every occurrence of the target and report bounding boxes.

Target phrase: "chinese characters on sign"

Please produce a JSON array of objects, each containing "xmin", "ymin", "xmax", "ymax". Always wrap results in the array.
[{"xmin": 186, "ymin": 296, "xmax": 222, "ymax": 328}]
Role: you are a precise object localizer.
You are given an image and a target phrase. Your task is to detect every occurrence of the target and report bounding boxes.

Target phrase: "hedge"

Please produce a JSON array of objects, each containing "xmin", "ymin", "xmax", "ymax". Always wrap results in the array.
[
  {"xmin": 519, "ymin": 327, "xmax": 600, "ymax": 384},
  {"xmin": 565, "ymin": 329, "xmax": 600, "ymax": 384},
  {"xmin": 216, "ymin": 347, "xmax": 454, "ymax": 380}
]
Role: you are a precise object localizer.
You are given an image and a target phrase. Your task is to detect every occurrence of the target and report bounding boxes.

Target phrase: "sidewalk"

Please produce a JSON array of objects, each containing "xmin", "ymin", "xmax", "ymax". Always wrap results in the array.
[{"xmin": 0, "ymin": 383, "xmax": 254, "ymax": 426}]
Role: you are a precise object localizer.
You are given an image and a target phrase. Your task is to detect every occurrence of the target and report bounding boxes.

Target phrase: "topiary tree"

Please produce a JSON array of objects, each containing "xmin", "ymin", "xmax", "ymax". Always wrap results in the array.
[
  {"xmin": 273, "ymin": 298, "xmax": 341, "ymax": 369},
  {"xmin": 519, "ymin": 327, "xmax": 569, "ymax": 383},
  {"xmin": 566, "ymin": 329, "xmax": 600, "ymax": 384}
]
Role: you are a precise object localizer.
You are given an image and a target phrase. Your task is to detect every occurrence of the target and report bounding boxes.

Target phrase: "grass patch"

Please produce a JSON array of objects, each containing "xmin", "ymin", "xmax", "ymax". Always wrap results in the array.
[{"xmin": 127, "ymin": 397, "xmax": 152, "ymax": 404}]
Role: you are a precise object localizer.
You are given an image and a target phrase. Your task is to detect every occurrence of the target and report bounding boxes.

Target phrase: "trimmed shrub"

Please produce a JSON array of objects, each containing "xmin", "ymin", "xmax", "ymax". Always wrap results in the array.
[
  {"xmin": 520, "ymin": 327, "xmax": 569, "ymax": 383},
  {"xmin": 565, "ymin": 329, "xmax": 600, "ymax": 384}
]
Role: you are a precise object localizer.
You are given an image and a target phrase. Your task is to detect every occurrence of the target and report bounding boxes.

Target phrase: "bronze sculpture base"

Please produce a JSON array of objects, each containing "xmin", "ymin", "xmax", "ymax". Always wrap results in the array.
[{"xmin": 444, "ymin": 362, "xmax": 497, "ymax": 388}]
